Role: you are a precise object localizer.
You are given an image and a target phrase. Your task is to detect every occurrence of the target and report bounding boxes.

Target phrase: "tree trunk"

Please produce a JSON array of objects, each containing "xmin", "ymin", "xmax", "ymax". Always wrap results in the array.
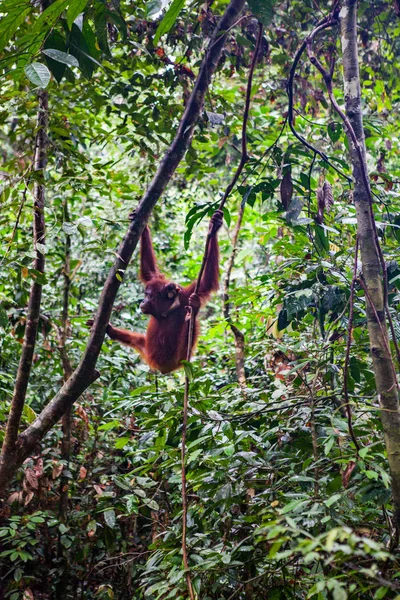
[
  {"xmin": 0, "ymin": 88, "xmax": 48, "ymax": 479},
  {"xmin": 340, "ymin": 0, "xmax": 400, "ymax": 530}
]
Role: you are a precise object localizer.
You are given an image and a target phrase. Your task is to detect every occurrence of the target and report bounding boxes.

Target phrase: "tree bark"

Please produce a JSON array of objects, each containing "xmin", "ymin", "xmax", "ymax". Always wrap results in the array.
[
  {"xmin": 0, "ymin": 88, "xmax": 48, "ymax": 477},
  {"xmin": 0, "ymin": 0, "xmax": 246, "ymax": 495},
  {"xmin": 340, "ymin": 0, "xmax": 400, "ymax": 529}
]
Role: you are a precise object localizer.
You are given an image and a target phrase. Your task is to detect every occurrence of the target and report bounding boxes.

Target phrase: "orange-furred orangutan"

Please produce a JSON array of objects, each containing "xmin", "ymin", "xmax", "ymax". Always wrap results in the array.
[{"xmin": 92, "ymin": 211, "xmax": 223, "ymax": 373}]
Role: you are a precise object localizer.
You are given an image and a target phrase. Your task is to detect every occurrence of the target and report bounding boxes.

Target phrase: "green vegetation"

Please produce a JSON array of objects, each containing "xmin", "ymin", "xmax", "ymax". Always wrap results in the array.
[{"xmin": 1, "ymin": 0, "xmax": 400, "ymax": 598}]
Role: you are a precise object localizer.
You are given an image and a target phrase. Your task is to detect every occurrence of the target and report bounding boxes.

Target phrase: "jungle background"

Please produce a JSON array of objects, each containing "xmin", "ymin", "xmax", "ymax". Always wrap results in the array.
[{"xmin": 1, "ymin": 0, "xmax": 400, "ymax": 598}]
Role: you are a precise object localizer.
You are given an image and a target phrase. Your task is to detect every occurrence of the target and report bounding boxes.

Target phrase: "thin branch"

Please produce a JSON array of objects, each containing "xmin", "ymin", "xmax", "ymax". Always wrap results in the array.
[{"xmin": 287, "ymin": 9, "xmax": 351, "ymax": 183}]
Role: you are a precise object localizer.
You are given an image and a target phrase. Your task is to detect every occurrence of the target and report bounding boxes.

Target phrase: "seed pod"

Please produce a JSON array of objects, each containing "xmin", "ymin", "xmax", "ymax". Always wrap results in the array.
[{"xmin": 280, "ymin": 170, "xmax": 293, "ymax": 210}]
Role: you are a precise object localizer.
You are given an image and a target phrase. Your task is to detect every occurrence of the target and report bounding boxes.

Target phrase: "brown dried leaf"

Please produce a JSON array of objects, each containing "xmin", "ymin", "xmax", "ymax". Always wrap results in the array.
[
  {"xmin": 323, "ymin": 181, "xmax": 334, "ymax": 212},
  {"xmin": 7, "ymin": 491, "xmax": 23, "ymax": 505},
  {"xmin": 79, "ymin": 466, "xmax": 87, "ymax": 480},
  {"xmin": 342, "ymin": 460, "xmax": 357, "ymax": 488},
  {"xmin": 52, "ymin": 462, "xmax": 64, "ymax": 479},
  {"xmin": 23, "ymin": 589, "xmax": 34, "ymax": 600},
  {"xmin": 24, "ymin": 491, "xmax": 34, "ymax": 506},
  {"xmin": 75, "ymin": 404, "xmax": 89, "ymax": 427},
  {"xmin": 34, "ymin": 458, "xmax": 44, "ymax": 478},
  {"xmin": 25, "ymin": 468, "xmax": 39, "ymax": 490}
]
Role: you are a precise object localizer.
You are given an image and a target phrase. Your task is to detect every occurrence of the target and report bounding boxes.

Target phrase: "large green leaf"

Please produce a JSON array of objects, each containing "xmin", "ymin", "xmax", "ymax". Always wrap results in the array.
[
  {"xmin": 24, "ymin": 62, "xmax": 51, "ymax": 88},
  {"xmin": 68, "ymin": 22, "xmax": 99, "ymax": 79},
  {"xmin": 31, "ymin": 0, "xmax": 69, "ymax": 36},
  {"xmin": 42, "ymin": 48, "xmax": 79, "ymax": 67},
  {"xmin": 94, "ymin": 2, "xmax": 110, "ymax": 56},
  {"xmin": 43, "ymin": 31, "xmax": 67, "ymax": 82},
  {"xmin": 66, "ymin": 0, "xmax": 89, "ymax": 29},
  {"xmin": 154, "ymin": 0, "xmax": 185, "ymax": 46},
  {"xmin": 0, "ymin": 1, "xmax": 31, "ymax": 53}
]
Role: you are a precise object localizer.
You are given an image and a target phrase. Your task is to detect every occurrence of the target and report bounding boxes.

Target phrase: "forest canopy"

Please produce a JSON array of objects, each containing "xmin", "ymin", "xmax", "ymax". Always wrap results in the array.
[{"xmin": 1, "ymin": 0, "xmax": 400, "ymax": 598}]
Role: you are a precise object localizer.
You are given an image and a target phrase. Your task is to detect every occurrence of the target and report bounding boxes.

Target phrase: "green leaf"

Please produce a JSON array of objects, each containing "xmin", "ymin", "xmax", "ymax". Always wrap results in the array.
[
  {"xmin": 247, "ymin": 0, "xmax": 275, "ymax": 25},
  {"xmin": 328, "ymin": 122, "xmax": 342, "ymax": 143},
  {"xmin": 143, "ymin": 497, "xmax": 159, "ymax": 510},
  {"xmin": 359, "ymin": 446, "xmax": 370, "ymax": 459},
  {"xmin": 280, "ymin": 499, "xmax": 309, "ymax": 514},
  {"xmin": 94, "ymin": 3, "xmax": 110, "ymax": 56},
  {"xmin": 324, "ymin": 493, "xmax": 342, "ymax": 507},
  {"xmin": 68, "ymin": 22, "xmax": 99, "ymax": 79},
  {"xmin": 31, "ymin": 0, "xmax": 69, "ymax": 36},
  {"xmin": 66, "ymin": 0, "xmax": 89, "ymax": 29},
  {"xmin": 146, "ymin": 0, "xmax": 162, "ymax": 18},
  {"xmin": 314, "ymin": 223, "xmax": 329, "ymax": 255},
  {"xmin": 181, "ymin": 360, "xmax": 194, "ymax": 381},
  {"xmin": 0, "ymin": 2, "xmax": 31, "ymax": 53},
  {"xmin": 23, "ymin": 404, "xmax": 37, "ymax": 424},
  {"xmin": 0, "ymin": 304, "xmax": 8, "ymax": 328},
  {"xmin": 24, "ymin": 62, "xmax": 51, "ymax": 88},
  {"xmin": 349, "ymin": 356, "xmax": 361, "ymax": 383},
  {"xmin": 42, "ymin": 49, "xmax": 79, "ymax": 67},
  {"xmin": 154, "ymin": 0, "xmax": 185, "ymax": 46},
  {"xmin": 43, "ymin": 31, "xmax": 67, "ymax": 82},
  {"xmin": 114, "ymin": 436, "xmax": 130, "ymax": 449},
  {"xmin": 104, "ymin": 509, "xmax": 116, "ymax": 528}
]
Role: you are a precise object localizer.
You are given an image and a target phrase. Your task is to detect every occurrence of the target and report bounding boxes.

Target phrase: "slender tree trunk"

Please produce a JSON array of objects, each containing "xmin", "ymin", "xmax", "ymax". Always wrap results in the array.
[
  {"xmin": 0, "ymin": 88, "xmax": 48, "ymax": 473},
  {"xmin": 0, "ymin": 0, "xmax": 246, "ymax": 495},
  {"xmin": 340, "ymin": 0, "xmax": 400, "ymax": 530},
  {"xmin": 223, "ymin": 203, "xmax": 247, "ymax": 391}
]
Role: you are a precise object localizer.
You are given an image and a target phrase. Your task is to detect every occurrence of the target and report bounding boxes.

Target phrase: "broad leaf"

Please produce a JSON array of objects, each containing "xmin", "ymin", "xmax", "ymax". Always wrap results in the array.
[
  {"xmin": 154, "ymin": 0, "xmax": 185, "ymax": 45},
  {"xmin": 44, "ymin": 31, "xmax": 67, "ymax": 82},
  {"xmin": 0, "ymin": 2, "xmax": 31, "ymax": 53},
  {"xmin": 42, "ymin": 49, "xmax": 79, "ymax": 67},
  {"xmin": 24, "ymin": 62, "xmax": 51, "ymax": 88},
  {"xmin": 31, "ymin": 0, "xmax": 69, "ymax": 36},
  {"xmin": 66, "ymin": 0, "xmax": 89, "ymax": 29}
]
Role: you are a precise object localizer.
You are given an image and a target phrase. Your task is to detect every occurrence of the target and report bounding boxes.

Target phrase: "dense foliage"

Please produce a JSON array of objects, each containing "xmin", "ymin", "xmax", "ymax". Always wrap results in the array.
[{"xmin": 1, "ymin": 0, "xmax": 400, "ymax": 598}]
